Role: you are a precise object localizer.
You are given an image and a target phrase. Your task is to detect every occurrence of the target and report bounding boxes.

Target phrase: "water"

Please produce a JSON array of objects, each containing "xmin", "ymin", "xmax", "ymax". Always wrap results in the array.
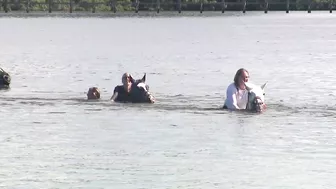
[{"xmin": 1, "ymin": 11, "xmax": 336, "ymax": 188}]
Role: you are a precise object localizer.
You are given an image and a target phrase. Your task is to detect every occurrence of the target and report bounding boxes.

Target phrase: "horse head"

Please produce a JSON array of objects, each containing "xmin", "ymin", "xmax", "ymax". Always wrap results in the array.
[
  {"xmin": 129, "ymin": 73, "xmax": 149, "ymax": 92},
  {"xmin": 0, "ymin": 67, "xmax": 11, "ymax": 89},
  {"xmin": 129, "ymin": 73, "xmax": 154, "ymax": 103},
  {"xmin": 245, "ymin": 82, "xmax": 267, "ymax": 113},
  {"xmin": 87, "ymin": 87, "xmax": 101, "ymax": 100}
]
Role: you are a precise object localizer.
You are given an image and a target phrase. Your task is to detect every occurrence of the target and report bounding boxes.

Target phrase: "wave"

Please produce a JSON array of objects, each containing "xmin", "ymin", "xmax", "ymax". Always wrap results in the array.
[{"xmin": 1, "ymin": 95, "xmax": 336, "ymax": 117}]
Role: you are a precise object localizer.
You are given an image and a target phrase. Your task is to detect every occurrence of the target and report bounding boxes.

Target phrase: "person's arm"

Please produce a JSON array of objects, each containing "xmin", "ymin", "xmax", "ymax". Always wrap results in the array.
[
  {"xmin": 110, "ymin": 92, "xmax": 118, "ymax": 101},
  {"xmin": 110, "ymin": 87, "xmax": 119, "ymax": 101},
  {"xmin": 225, "ymin": 86, "xmax": 240, "ymax": 110}
]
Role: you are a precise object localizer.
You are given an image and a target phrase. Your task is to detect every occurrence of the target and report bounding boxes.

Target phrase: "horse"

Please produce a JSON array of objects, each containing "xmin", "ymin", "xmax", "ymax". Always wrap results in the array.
[
  {"xmin": 245, "ymin": 82, "xmax": 268, "ymax": 113},
  {"xmin": 0, "ymin": 67, "xmax": 11, "ymax": 89}
]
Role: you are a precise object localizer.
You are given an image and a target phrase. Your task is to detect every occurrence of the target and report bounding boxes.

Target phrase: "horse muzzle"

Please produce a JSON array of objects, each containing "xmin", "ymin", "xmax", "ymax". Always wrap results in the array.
[{"xmin": 254, "ymin": 98, "xmax": 266, "ymax": 113}]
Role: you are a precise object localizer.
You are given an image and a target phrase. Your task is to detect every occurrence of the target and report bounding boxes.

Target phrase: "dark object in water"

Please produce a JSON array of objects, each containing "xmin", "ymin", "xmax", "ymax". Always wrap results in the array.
[
  {"xmin": 0, "ymin": 67, "xmax": 11, "ymax": 89},
  {"xmin": 87, "ymin": 87, "xmax": 101, "ymax": 100},
  {"xmin": 129, "ymin": 73, "xmax": 153, "ymax": 103},
  {"xmin": 112, "ymin": 73, "xmax": 154, "ymax": 103}
]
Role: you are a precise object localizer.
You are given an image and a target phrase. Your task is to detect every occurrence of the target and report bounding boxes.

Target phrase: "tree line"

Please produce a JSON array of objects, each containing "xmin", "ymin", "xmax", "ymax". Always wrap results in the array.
[{"xmin": 0, "ymin": 0, "xmax": 333, "ymax": 12}]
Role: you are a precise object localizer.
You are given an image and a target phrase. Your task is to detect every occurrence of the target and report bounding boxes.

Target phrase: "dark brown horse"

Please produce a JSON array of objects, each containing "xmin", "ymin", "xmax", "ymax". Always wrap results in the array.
[{"xmin": 0, "ymin": 67, "xmax": 11, "ymax": 89}]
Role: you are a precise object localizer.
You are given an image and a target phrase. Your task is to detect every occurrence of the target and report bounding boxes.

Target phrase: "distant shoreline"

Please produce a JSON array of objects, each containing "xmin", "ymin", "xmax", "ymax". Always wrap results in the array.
[{"xmin": 0, "ymin": 10, "xmax": 334, "ymax": 18}]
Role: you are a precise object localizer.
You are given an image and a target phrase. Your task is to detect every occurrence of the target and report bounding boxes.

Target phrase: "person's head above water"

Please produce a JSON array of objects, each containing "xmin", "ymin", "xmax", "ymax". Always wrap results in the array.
[
  {"xmin": 87, "ymin": 87, "xmax": 100, "ymax": 100},
  {"xmin": 121, "ymin": 73, "xmax": 133, "ymax": 92},
  {"xmin": 234, "ymin": 68, "xmax": 249, "ymax": 90}
]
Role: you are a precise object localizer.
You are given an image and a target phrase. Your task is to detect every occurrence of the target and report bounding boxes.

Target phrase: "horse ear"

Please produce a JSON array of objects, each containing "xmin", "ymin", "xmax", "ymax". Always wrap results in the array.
[
  {"xmin": 141, "ymin": 73, "xmax": 146, "ymax": 82},
  {"xmin": 261, "ymin": 82, "xmax": 268, "ymax": 90}
]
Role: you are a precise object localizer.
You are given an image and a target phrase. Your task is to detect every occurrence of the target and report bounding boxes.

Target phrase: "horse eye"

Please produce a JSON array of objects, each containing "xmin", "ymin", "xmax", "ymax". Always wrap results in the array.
[{"xmin": 263, "ymin": 93, "xmax": 265, "ymax": 96}]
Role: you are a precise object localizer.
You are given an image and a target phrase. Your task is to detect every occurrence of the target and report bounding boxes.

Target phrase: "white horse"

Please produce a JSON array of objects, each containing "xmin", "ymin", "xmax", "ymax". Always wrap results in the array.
[{"xmin": 245, "ymin": 82, "xmax": 268, "ymax": 113}]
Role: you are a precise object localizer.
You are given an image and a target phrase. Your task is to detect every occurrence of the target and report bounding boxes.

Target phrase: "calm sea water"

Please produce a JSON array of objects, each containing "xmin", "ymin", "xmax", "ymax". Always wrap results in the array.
[{"xmin": 1, "ymin": 11, "xmax": 336, "ymax": 188}]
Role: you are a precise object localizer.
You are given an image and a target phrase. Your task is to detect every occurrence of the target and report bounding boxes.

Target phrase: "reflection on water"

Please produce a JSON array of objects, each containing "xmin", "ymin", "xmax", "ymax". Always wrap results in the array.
[{"xmin": 2, "ymin": 95, "xmax": 336, "ymax": 118}]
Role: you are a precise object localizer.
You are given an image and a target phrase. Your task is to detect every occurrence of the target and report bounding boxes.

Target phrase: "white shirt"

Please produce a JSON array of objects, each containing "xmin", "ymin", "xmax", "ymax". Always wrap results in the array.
[{"xmin": 224, "ymin": 83, "xmax": 249, "ymax": 110}]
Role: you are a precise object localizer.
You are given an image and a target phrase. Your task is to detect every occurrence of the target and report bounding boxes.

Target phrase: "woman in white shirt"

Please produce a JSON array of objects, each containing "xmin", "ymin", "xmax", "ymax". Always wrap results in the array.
[{"xmin": 223, "ymin": 68, "xmax": 250, "ymax": 110}]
